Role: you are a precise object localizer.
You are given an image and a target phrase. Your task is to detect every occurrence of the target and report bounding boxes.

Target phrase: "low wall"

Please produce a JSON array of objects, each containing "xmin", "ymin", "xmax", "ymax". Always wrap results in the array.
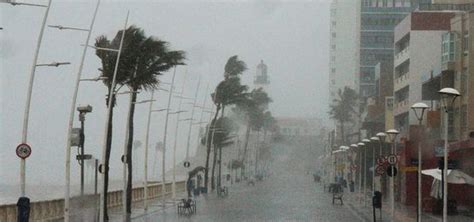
[{"xmin": 0, "ymin": 181, "xmax": 186, "ymax": 222}]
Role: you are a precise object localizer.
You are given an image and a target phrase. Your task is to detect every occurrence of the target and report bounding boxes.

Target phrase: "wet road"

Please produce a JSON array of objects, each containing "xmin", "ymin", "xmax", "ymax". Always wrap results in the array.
[{"xmin": 132, "ymin": 172, "xmax": 363, "ymax": 222}]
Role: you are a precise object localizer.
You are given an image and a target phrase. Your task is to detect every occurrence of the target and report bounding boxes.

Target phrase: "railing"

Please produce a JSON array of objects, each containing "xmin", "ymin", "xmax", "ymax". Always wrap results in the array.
[{"xmin": 0, "ymin": 180, "xmax": 186, "ymax": 222}]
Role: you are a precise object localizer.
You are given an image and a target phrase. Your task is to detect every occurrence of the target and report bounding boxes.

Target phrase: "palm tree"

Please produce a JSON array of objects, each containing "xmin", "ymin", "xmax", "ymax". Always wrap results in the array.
[
  {"xmin": 204, "ymin": 55, "xmax": 247, "ymax": 191},
  {"xmin": 238, "ymin": 88, "xmax": 271, "ymax": 163},
  {"xmin": 95, "ymin": 25, "xmax": 185, "ymax": 218},
  {"xmin": 328, "ymin": 86, "xmax": 358, "ymax": 145}
]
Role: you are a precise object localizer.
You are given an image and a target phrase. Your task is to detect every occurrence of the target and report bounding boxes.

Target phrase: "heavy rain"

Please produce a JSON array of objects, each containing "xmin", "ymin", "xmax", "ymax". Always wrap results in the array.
[{"xmin": 1, "ymin": 0, "xmax": 474, "ymax": 222}]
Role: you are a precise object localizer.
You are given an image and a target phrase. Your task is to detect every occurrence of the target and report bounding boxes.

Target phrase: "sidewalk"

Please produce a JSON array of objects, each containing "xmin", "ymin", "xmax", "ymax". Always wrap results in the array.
[{"xmin": 343, "ymin": 189, "xmax": 474, "ymax": 222}]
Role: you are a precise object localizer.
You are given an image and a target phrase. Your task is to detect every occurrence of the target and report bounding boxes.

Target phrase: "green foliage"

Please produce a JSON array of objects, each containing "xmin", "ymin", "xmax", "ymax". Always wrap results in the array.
[
  {"xmin": 328, "ymin": 86, "xmax": 358, "ymax": 123},
  {"xmin": 224, "ymin": 55, "xmax": 247, "ymax": 79},
  {"xmin": 95, "ymin": 25, "xmax": 185, "ymax": 90}
]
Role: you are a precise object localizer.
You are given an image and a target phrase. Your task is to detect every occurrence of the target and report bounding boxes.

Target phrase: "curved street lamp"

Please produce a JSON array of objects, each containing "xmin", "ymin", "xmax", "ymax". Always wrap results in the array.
[
  {"xmin": 438, "ymin": 87, "xmax": 460, "ymax": 222},
  {"xmin": 411, "ymin": 102, "xmax": 429, "ymax": 222}
]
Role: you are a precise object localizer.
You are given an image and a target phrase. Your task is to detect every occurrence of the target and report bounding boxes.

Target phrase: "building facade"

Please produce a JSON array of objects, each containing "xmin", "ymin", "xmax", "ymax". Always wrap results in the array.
[
  {"xmin": 393, "ymin": 12, "xmax": 456, "ymax": 139},
  {"xmin": 329, "ymin": 0, "xmax": 360, "ymax": 104}
]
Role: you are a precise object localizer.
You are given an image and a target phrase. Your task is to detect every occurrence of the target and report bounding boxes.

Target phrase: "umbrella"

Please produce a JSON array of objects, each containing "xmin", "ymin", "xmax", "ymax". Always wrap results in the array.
[{"xmin": 421, "ymin": 168, "xmax": 474, "ymax": 185}]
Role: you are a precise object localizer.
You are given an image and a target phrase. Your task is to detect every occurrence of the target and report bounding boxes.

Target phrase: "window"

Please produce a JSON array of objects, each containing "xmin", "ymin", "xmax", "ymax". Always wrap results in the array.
[
  {"xmin": 441, "ymin": 32, "xmax": 457, "ymax": 64},
  {"xmin": 332, "ymin": 32, "xmax": 336, "ymax": 38},
  {"xmin": 331, "ymin": 68, "xmax": 336, "ymax": 73},
  {"xmin": 463, "ymin": 33, "xmax": 469, "ymax": 55},
  {"xmin": 331, "ymin": 44, "xmax": 336, "ymax": 50}
]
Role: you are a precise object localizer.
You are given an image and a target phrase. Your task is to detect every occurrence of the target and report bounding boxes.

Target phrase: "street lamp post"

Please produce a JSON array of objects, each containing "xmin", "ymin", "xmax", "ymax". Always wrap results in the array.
[
  {"xmin": 438, "ymin": 88, "xmax": 460, "ymax": 222},
  {"xmin": 160, "ymin": 66, "xmax": 178, "ymax": 207},
  {"xmin": 2, "ymin": 0, "xmax": 51, "ymax": 200},
  {"xmin": 411, "ymin": 102, "xmax": 429, "ymax": 222},
  {"xmin": 77, "ymin": 105, "xmax": 93, "ymax": 196},
  {"xmin": 53, "ymin": 2, "xmax": 101, "ymax": 220},
  {"xmin": 357, "ymin": 142, "xmax": 365, "ymax": 205},
  {"xmin": 376, "ymin": 132, "xmax": 386, "ymax": 197},
  {"xmin": 362, "ymin": 138, "xmax": 370, "ymax": 206},
  {"xmin": 184, "ymin": 77, "xmax": 202, "ymax": 161},
  {"xmin": 386, "ymin": 129, "xmax": 400, "ymax": 221},
  {"xmin": 370, "ymin": 137, "xmax": 380, "ymax": 193}
]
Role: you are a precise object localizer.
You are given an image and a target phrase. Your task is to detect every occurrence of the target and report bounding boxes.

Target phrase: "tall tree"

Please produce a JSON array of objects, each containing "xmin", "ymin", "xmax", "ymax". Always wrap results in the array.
[
  {"xmin": 204, "ymin": 55, "xmax": 247, "ymax": 191},
  {"xmin": 328, "ymin": 86, "xmax": 358, "ymax": 145},
  {"xmin": 95, "ymin": 26, "xmax": 184, "ymax": 219}
]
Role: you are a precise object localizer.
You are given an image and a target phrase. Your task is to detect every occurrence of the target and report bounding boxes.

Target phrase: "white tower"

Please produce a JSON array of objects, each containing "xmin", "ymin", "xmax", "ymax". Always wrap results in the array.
[{"xmin": 254, "ymin": 60, "xmax": 270, "ymax": 90}]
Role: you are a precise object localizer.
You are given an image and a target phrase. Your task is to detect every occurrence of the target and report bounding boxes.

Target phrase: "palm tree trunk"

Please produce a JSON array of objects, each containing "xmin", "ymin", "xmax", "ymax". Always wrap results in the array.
[
  {"xmin": 211, "ymin": 144, "xmax": 218, "ymax": 190},
  {"xmin": 241, "ymin": 123, "xmax": 251, "ymax": 178},
  {"xmin": 204, "ymin": 105, "xmax": 220, "ymax": 190},
  {"xmin": 126, "ymin": 89, "xmax": 137, "ymax": 214},
  {"xmin": 103, "ymin": 88, "xmax": 115, "ymax": 221},
  {"xmin": 339, "ymin": 120, "xmax": 345, "ymax": 145}
]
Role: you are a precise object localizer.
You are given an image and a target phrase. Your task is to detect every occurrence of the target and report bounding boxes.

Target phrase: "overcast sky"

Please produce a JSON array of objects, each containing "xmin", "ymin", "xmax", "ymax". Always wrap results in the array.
[{"xmin": 0, "ymin": 0, "xmax": 330, "ymax": 190}]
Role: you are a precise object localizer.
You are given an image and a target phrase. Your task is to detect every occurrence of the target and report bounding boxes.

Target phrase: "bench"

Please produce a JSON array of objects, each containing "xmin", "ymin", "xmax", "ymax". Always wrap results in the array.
[{"xmin": 177, "ymin": 199, "xmax": 196, "ymax": 215}]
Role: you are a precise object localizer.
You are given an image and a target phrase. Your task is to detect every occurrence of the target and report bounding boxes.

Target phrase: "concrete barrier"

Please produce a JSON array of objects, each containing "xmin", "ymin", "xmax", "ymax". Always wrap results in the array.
[{"xmin": 0, "ymin": 181, "xmax": 185, "ymax": 222}]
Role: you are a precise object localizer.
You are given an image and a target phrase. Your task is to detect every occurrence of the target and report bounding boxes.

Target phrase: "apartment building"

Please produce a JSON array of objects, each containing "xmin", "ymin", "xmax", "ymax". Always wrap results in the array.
[{"xmin": 393, "ymin": 12, "xmax": 456, "ymax": 139}]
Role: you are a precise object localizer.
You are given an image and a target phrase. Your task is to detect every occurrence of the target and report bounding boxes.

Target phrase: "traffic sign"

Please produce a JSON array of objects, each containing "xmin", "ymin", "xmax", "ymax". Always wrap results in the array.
[
  {"xmin": 375, "ymin": 165, "xmax": 385, "ymax": 176},
  {"xmin": 16, "ymin": 143, "xmax": 32, "ymax": 159},
  {"xmin": 386, "ymin": 166, "xmax": 398, "ymax": 177},
  {"xmin": 387, "ymin": 154, "xmax": 398, "ymax": 165},
  {"xmin": 184, "ymin": 161, "xmax": 190, "ymax": 168},
  {"xmin": 377, "ymin": 156, "xmax": 386, "ymax": 165}
]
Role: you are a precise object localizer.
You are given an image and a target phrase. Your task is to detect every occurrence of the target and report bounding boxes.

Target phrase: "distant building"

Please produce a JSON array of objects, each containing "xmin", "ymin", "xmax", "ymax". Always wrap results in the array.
[
  {"xmin": 358, "ymin": 0, "xmax": 427, "ymax": 104},
  {"xmin": 276, "ymin": 117, "xmax": 322, "ymax": 138},
  {"xmin": 328, "ymin": 0, "xmax": 360, "ymax": 104},
  {"xmin": 254, "ymin": 60, "xmax": 269, "ymax": 90}
]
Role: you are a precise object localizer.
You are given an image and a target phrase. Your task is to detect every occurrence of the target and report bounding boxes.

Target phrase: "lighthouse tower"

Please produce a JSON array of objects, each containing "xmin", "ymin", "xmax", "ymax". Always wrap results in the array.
[{"xmin": 254, "ymin": 60, "xmax": 270, "ymax": 90}]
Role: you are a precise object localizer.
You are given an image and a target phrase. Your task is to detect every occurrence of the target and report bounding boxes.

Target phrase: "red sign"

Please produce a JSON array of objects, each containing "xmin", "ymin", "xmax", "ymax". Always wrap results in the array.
[
  {"xmin": 377, "ymin": 156, "xmax": 386, "ymax": 165},
  {"xmin": 16, "ymin": 143, "xmax": 32, "ymax": 159},
  {"xmin": 376, "ymin": 165, "xmax": 385, "ymax": 176}
]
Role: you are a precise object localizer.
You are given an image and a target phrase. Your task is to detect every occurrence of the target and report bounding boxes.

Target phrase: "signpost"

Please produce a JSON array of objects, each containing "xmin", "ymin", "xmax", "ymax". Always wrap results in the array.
[{"xmin": 16, "ymin": 143, "xmax": 32, "ymax": 159}]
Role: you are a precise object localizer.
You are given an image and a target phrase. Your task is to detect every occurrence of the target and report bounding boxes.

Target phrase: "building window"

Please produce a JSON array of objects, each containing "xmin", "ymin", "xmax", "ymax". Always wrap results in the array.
[
  {"xmin": 442, "ymin": 32, "xmax": 457, "ymax": 64},
  {"xmin": 332, "ymin": 21, "xmax": 336, "ymax": 26},
  {"xmin": 331, "ymin": 44, "xmax": 336, "ymax": 50},
  {"xmin": 332, "ymin": 32, "xmax": 336, "ymax": 38},
  {"xmin": 463, "ymin": 33, "xmax": 469, "ymax": 55},
  {"xmin": 331, "ymin": 68, "xmax": 336, "ymax": 73}
]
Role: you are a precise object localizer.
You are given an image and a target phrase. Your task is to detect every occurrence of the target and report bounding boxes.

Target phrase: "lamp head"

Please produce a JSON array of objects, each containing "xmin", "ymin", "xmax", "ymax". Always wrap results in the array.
[
  {"xmin": 357, "ymin": 142, "xmax": 365, "ymax": 146},
  {"xmin": 438, "ymin": 88, "xmax": 460, "ymax": 111},
  {"xmin": 376, "ymin": 132, "xmax": 387, "ymax": 141}
]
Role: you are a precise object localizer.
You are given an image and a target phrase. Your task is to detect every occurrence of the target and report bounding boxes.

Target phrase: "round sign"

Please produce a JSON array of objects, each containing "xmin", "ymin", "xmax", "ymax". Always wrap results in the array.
[
  {"xmin": 375, "ymin": 165, "xmax": 385, "ymax": 176},
  {"xmin": 377, "ymin": 156, "xmax": 387, "ymax": 165},
  {"xmin": 183, "ymin": 161, "xmax": 190, "ymax": 168},
  {"xmin": 16, "ymin": 143, "xmax": 32, "ymax": 159},
  {"xmin": 387, "ymin": 154, "xmax": 398, "ymax": 165}
]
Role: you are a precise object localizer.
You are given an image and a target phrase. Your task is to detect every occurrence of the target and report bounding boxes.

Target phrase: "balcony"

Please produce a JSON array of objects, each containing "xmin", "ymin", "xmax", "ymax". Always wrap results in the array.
[
  {"xmin": 394, "ymin": 72, "xmax": 409, "ymax": 92},
  {"xmin": 394, "ymin": 47, "xmax": 409, "ymax": 67}
]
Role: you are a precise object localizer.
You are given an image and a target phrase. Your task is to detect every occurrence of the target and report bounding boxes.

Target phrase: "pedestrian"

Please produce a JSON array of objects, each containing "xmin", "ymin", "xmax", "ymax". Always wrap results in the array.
[{"xmin": 187, "ymin": 179, "xmax": 194, "ymax": 198}]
